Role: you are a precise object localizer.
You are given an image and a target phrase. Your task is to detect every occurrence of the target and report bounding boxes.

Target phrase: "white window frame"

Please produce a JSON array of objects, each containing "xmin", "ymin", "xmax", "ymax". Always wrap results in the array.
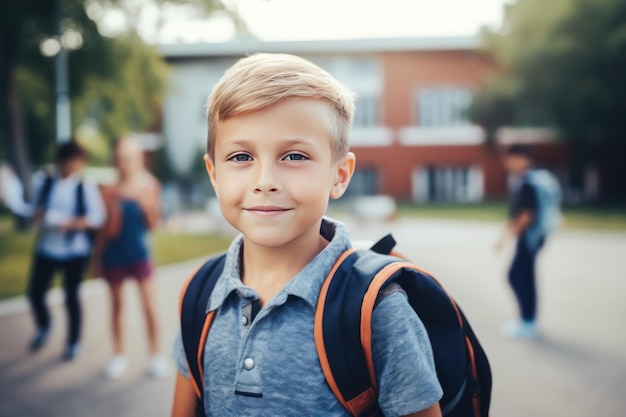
[{"xmin": 413, "ymin": 87, "xmax": 473, "ymax": 127}]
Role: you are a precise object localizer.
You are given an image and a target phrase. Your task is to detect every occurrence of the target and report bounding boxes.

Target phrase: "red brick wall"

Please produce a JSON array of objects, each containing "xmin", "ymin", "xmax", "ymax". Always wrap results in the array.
[
  {"xmin": 347, "ymin": 50, "xmax": 569, "ymax": 200},
  {"xmin": 379, "ymin": 50, "xmax": 495, "ymax": 129},
  {"xmin": 351, "ymin": 142, "xmax": 569, "ymax": 199}
]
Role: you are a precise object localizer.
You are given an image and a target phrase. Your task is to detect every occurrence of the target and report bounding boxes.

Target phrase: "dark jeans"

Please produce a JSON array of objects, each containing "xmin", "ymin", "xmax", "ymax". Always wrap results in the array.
[
  {"xmin": 508, "ymin": 235, "xmax": 545, "ymax": 322},
  {"xmin": 27, "ymin": 254, "xmax": 88, "ymax": 345}
]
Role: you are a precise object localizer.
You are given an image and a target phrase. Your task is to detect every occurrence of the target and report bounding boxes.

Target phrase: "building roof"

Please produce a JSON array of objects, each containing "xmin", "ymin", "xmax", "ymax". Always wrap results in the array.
[{"xmin": 159, "ymin": 36, "xmax": 480, "ymax": 59}]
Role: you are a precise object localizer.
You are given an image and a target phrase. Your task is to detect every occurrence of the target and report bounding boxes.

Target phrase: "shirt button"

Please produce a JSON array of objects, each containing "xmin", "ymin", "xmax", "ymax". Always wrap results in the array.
[
  {"xmin": 243, "ymin": 358, "xmax": 255, "ymax": 370},
  {"xmin": 241, "ymin": 315, "xmax": 249, "ymax": 326}
]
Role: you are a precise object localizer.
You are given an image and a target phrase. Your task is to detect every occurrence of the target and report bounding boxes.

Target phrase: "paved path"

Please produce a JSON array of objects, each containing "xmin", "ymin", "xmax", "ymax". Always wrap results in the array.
[{"xmin": 1, "ymin": 218, "xmax": 625, "ymax": 417}]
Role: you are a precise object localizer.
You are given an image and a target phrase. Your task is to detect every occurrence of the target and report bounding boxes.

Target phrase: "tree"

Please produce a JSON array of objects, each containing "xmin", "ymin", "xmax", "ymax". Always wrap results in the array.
[
  {"xmin": 470, "ymin": 0, "xmax": 626, "ymax": 195},
  {"xmin": 0, "ymin": 1, "xmax": 57, "ymax": 200},
  {"xmin": 0, "ymin": 0, "xmax": 244, "ymax": 200},
  {"xmin": 70, "ymin": 35, "xmax": 170, "ymax": 162}
]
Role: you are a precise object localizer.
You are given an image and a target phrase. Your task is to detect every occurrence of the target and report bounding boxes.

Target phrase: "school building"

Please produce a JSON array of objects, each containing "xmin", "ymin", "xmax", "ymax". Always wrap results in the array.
[{"xmin": 159, "ymin": 37, "xmax": 587, "ymax": 203}]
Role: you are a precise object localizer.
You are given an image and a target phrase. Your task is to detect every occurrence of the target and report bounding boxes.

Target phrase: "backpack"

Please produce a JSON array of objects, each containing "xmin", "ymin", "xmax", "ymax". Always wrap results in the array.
[
  {"xmin": 36, "ymin": 174, "xmax": 88, "ymax": 216},
  {"xmin": 179, "ymin": 235, "xmax": 492, "ymax": 417},
  {"xmin": 525, "ymin": 169, "xmax": 562, "ymax": 235},
  {"xmin": 36, "ymin": 174, "xmax": 93, "ymax": 242}
]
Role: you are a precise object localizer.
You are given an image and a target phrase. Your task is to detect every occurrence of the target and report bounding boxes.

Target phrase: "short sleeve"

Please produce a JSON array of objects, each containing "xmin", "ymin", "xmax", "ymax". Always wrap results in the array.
[
  {"xmin": 371, "ymin": 291, "xmax": 443, "ymax": 417},
  {"xmin": 172, "ymin": 331, "xmax": 191, "ymax": 379},
  {"xmin": 83, "ymin": 179, "xmax": 106, "ymax": 228},
  {"xmin": 5, "ymin": 170, "xmax": 45, "ymax": 218}
]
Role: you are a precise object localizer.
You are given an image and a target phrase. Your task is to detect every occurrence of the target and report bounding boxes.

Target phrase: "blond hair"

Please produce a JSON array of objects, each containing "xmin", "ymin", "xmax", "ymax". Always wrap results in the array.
[{"xmin": 206, "ymin": 53, "xmax": 355, "ymax": 162}]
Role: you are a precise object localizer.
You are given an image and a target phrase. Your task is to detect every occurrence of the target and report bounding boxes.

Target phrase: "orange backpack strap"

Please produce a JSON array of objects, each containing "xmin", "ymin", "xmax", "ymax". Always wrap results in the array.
[
  {"xmin": 315, "ymin": 235, "xmax": 492, "ymax": 417},
  {"xmin": 179, "ymin": 254, "xmax": 227, "ymax": 414},
  {"xmin": 315, "ymin": 247, "xmax": 388, "ymax": 417}
]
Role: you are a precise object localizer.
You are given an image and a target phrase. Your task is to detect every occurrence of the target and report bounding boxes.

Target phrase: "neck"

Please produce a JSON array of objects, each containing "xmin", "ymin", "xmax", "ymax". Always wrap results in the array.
[
  {"xmin": 240, "ymin": 225, "xmax": 328, "ymax": 304},
  {"xmin": 59, "ymin": 170, "xmax": 77, "ymax": 179},
  {"xmin": 119, "ymin": 170, "xmax": 142, "ymax": 182}
]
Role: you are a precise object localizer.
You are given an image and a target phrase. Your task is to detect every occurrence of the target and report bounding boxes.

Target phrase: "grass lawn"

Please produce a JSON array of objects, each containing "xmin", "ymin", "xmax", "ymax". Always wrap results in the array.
[
  {"xmin": 395, "ymin": 201, "xmax": 510, "ymax": 223},
  {"xmin": 395, "ymin": 200, "xmax": 626, "ymax": 231},
  {"xmin": 0, "ymin": 215, "xmax": 231, "ymax": 301}
]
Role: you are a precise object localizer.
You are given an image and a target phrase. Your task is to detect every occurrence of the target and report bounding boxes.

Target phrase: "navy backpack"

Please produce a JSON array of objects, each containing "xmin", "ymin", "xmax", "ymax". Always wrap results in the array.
[{"xmin": 179, "ymin": 235, "xmax": 492, "ymax": 417}]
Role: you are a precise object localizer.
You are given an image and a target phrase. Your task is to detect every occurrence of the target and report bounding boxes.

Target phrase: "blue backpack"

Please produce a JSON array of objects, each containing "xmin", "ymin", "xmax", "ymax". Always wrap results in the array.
[
  {"xmin": 179, "ymin": 235, "xmax": 492, "ymax": 417},
  {"xmin": 526, "ymin": 169, "xmax": 562, "ymax": 235},
  {"xmin": 524, "ymin": 169, "xmax": 563, "ymax": 251}
]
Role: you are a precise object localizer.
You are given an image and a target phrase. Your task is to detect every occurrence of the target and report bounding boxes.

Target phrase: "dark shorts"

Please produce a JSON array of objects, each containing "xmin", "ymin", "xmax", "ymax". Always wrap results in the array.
[{"xmin": 102, "ymin": 261, "xmax": 153, "ymax": 286}]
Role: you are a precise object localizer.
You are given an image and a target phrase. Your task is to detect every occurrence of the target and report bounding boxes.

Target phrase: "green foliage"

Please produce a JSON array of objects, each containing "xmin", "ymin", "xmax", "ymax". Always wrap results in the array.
[
  {"xmin": 1, "ymin": 0, "xmax": 239, "ymax": 170},
  {"xmin": 151, "ymin": 141, "xmax": 178, "ymax": 182},
  {"xmin": 71, "ymin": 35, "xmax": 170, "ymax": 148},
  {"xmin": 2, "ymin": 0, "xmax": 114, "ymax": 166},
  {"xmin": 0, "ymin": 217, "xmax": 37, "ymax": 299},
  {"xmin": 470, "ymin": 0, "xmax": 626, "ymax": 145},
  {"xmin": 15, "ymin": 65, "xmax": 56, "ymax": 165}
]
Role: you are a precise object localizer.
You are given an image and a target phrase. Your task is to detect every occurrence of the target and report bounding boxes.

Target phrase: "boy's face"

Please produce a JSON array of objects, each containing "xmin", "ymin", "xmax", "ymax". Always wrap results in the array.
[
  {"xmin": 205, "ymin": 98, "xmax": 355, "ymax": 249},
  {"xmin": 59, "ymin": 156, "xmax": 85, "ymax": 178},
  {"xmin": 503, "ymin": 154, "xmax": 530, "ymax": 175}
]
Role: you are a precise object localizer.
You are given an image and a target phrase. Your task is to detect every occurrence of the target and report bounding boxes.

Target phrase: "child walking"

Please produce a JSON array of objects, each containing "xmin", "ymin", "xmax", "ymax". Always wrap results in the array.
[{"xmin": 25, "ymin": 140, "xmax": 106, "ymax": 360}]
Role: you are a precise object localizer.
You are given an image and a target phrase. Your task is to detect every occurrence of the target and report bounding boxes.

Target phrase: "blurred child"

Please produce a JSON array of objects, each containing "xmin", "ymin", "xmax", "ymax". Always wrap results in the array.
[
  {"xmin": 93, "ymin": 137, "xmax": 168, "ymax": 379},
  {"xmin": 25, "ymin": 140, "xmax": 106, "ymax": 360},
  {"xmin": 171, "ymin": 54, "xmax": 443, "ymax": 416},
  {"xmin": 495, "ymin": 144, "xmax": 562, "ymax": 339}
]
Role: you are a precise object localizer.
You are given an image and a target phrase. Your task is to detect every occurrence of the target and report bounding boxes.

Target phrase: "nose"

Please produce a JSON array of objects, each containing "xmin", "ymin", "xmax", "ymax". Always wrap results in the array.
[{"xmin": 254, "ymin": 161, "xmax": 280, "ymax": 194}]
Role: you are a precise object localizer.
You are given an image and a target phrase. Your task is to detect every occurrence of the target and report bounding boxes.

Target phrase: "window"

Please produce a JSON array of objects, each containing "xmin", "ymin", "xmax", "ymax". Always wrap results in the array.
[
  {"xmin": 416, "ymin": 88, "xmax": 472, "ymax": 127},
  {"xmin": 314, "ymin": 56, "xmax": 381, "ymax": 128},
  {"xmin": 353, "ymin": 95, "xmax": 380, "ymax": 128},
  {"xmin": 345, "ymin": 167, "xmax": 379, "ymax": 197},
  {"xmin": 412, "ymin": 166, "xmax": 483, "ymax": 203}
]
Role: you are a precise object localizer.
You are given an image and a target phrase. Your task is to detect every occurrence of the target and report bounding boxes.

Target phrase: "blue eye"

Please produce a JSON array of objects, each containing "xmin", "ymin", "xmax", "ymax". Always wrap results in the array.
[
  {"xmin": 284, "ymin": 153, "xmax": 308, "ymax": 161},
  {"xmin": 229, "ymin": 154, "xmax": 252, "ymax": 162}
]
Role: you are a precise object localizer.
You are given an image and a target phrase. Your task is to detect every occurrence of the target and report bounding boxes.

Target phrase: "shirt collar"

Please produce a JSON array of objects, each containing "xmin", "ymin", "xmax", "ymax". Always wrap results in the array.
[{"xmin": 206, "ymin": 218, "xmax": 352, "ymax": 313}]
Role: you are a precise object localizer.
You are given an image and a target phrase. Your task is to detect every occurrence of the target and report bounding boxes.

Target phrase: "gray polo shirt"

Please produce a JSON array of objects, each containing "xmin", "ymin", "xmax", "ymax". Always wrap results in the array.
[{"xmin": 173, "ymin": 219, "xmax": 442, "ymax": 416}]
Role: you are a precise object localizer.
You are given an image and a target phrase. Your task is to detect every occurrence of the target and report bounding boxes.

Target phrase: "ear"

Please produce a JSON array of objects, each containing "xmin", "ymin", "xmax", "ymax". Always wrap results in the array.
[
  {"xmin": 204, "ymin": 154, "xmax": 219, "ymax": 197},
  {"xmin": 330, "ymin": 152, "xmax": 356, "ymax": 200}
]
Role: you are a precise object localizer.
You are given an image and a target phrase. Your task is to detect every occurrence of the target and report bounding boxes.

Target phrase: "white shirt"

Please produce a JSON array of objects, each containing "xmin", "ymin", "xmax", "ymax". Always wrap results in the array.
[{"xmin": 29, "ymin": 170, "xmax": 106, "ymax": 260}]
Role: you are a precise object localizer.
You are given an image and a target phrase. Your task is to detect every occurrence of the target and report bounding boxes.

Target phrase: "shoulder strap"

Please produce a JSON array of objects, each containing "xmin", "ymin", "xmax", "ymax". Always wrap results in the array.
[
  {"xmin": 63, "ymin": 180, "xmax": 89, "ymax": 244},
  {"xmin": 357, "ymin": 259, "xmax": 472, "ymax": 415},
  {"xmin": 75, "ymin": 181, "xmax": 86, "ymax": 216},
  {"xmin": 315, "ymin": 248, "xmax": 400, "ymax": 417},
  {"xmin": 36, "ymin": 175, "xmax": 54, "ymax": 209},
  {"xmin": 316, "ymin": 236, "xmax": 489, "ymax": 417},
  {"xmin": 179, "ymin": 254, "xmax": 227, "ymax": 408}
]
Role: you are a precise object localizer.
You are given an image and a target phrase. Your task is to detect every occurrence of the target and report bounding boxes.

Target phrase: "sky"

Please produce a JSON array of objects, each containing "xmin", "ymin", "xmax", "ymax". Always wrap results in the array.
[
  {"xmin": 232, "ymin": 0, "xmax": 510, "ymax": 41},
  {"xmin": 97, "ymin": 0, "xmax": 512, "ymax": 44}
]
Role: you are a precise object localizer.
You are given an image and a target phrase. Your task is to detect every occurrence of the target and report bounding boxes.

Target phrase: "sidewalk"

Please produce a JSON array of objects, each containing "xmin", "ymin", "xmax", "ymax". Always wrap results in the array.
[
  {"xmin": 0, "ymin": 258, "xmax": 203, "ymax": 417},
  {"xmin": 1, "ymin": 218, "xmax": 625, "ymax": 417}
]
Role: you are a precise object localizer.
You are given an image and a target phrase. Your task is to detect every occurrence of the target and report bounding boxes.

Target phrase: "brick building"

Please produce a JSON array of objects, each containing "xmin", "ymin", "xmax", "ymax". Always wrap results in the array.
[{"xmin": 160, "ymin": 37, "xmax": 574, "ymax": 202}]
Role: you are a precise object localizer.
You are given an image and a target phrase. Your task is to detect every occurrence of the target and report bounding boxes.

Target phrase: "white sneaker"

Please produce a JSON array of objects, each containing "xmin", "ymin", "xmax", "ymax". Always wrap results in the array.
[
  {"xmin": 503, "ymin": 320, "xmax": 539, "ymax": 339},
  {"xmin": 148, "ymin": 355, "xmax": 169, "ymax": 379},
  {"xmin": 105, "ymin": 355, "xmax": 128, "ymax": 380}
]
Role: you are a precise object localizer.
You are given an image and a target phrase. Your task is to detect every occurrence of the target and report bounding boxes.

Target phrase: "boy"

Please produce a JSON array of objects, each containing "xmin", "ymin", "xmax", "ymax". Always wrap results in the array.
[
  {"xmin": 171, "ymin": 54, "xmax": 443, "ymax": 416},
  {"xmin": 23, "ymin": 140, "xmax": 106, "ymax": 359},
  {"xmin": 495, "ymin": 144, "xmax": 561, "ymax": 339}
]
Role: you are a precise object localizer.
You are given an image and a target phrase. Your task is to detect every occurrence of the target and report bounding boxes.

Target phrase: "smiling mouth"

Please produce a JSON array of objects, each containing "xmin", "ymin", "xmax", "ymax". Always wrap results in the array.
[{"xmin": 245, "ymin": 206, "xmax": 291, "ymax": 215}]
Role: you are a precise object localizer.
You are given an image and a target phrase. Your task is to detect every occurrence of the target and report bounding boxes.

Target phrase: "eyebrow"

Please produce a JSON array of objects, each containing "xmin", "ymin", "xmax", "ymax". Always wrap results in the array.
[{"xmin": 219, "ymin": 137, "xmax": 320, "ymax": 149}]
